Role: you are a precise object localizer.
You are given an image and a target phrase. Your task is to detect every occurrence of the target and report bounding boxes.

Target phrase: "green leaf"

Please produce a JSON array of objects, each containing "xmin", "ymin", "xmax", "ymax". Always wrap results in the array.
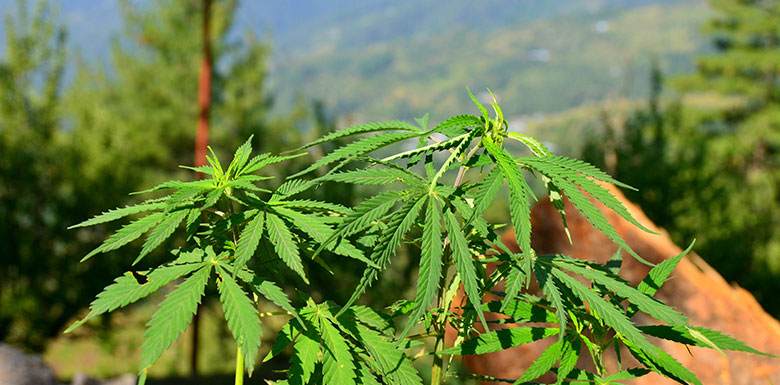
[
  {"xmin": 65, "ymin": 262, "xmax": 203, "ymax": 333},
  {"xmin": 467, "ymin": 87, "xmax": 490, "ymax": 121},
  {"xmin": 228, "ymin": 135, "xmax": 254, "ymax": 177},
  {"xmin": 298, "ymin": 120, "xmax": 420, "ymax": 150},
  {"xmin": 68, "ymin": 202, "xmax": 165, "ymax": 229},
  {"xmin": 639, "ymin": 325, "xmax": 776, "ymax": 357},
  {"xmin": 265, "ymin": 212, "xmax": 307, "ymax": 283},
  {"xmin": 468, "ymin": 166, "xmax": 503, "ymax": 225},
  {"xmin": 529, "ymin": 164, "xmax": 651, "ymax": 265},
  {"xmin": 434, "ymin": 114, "xmax": 481, "ymax": 137},
  {"xmin": 339, "ymin": 196, "xmax": 426, "ymax": 314},
  {"xmin": 242, "ymin": 153, "xmax": 307, "ymax": 175},
  {"xmin": 637, "ymin": 242, "xmax": 694, "ymax": 297},
  {"xmin": 273, "ymin": 199, "xmax": 351, "ymax": 215},
  {"xmin": 319, "ymin": 168, "xmax": 425, "ymax": 187},
  {"xmin": 555, "ymin": 338, "xmax": 581, "ymax": 385},
  {"xmin": 381, "ymin": 133, "xmax": 469, "ymax": 163},
  {"xmin": 81, "ymin": 212, "xmax": 165, "ymax": 262},
  {"xmin": 290, "ymin": 322, "xmax": 320, "ymax": 385},
  {"xmin": 444, "ymin": 210, "xmax": 487, "ymax": 329},
  {"xmin": 352, "ymin": 323, "xmax": 423, "ymax": 385},
  {"xmin": 292, "ymin": 131, "xmax": 421, "ymax": 178},
  {"xmin": 514, "ymin": 339, "xmax": 562, "ymax": 384},
  {"xmin": 398, "ymin": 197, "xmax": 443, "ymax": 341},
  {"xmin": 134, "ymin": 209, "xmax": 189, "ymax": 265},
  {"xmin": 216, "ymin": 266, "xmax": 262, "ymax": 375},
  {"xmin": 273, "ymin": 207, "xmax": 374, "ymax": 268},
  {"xmin": 338, "ymin": 191, "xmax": 406, "ymax": 237},
  {"xmin": 483, "ymin": 136, "xmax": 535, "ymax": 281},
  {"xmin": 555, "ymin": 259, "xmax": 688, "ymax": 326},
  {"xmin": 603, "ymin": 368, "xmax": 652, "ymax": 382},
  {"xmin": 482, "ymin": 299, "xmax": 556, "ymax": 323},
  {"xmin": 317, "ymin": 315, "xmax": 357, "ymax": 385},
  {"xmin": 235, "ymin": 267, "xmax": 303, "ymax": 327},
  {"xmin": 622, "ymin": 338, "xmax": 701, "ymax": 385},
  {"xmin": 534, "ymin": 263, "xmax": 567, "ymax": 341},
  {"xmin": 439, "ymin": 327, "xmax": 559, "ymax": 355},
  {"xmin": 551, "ymin": 268, "xmax": 658, "ymax": 357},
  {"xmin": 234, "ymin": 212, "xmax": 265, "ymax": 272},
  {"xmin": 140, "ymin": 264, "xmax": 211, "ymax": 370}
]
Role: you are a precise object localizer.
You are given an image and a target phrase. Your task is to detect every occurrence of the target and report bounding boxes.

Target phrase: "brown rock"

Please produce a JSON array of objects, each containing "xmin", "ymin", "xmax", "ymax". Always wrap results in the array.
[{"xmin": 451, "ymin": 184, "xmax": 780, "ymax": 384}]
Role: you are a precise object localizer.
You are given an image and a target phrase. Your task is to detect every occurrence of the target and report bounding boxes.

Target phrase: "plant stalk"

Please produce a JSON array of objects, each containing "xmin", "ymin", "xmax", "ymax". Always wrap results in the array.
[{"xmin": 235, "ymin": 346, "xmax": 244, "ymax": 385}]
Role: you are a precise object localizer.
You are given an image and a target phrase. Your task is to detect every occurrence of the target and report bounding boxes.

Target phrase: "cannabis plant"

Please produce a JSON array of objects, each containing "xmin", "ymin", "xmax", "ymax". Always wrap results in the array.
[{"xmin": 68, "ymin": 92, "xmax": 771, "ymax": 385}]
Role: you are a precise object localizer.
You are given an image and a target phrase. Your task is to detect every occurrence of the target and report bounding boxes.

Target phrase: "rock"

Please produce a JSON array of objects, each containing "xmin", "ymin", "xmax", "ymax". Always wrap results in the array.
[
  {"xmin": 0, "ymin": 343, "xmax": 61, "ymax": 385},
  {"xmin": 450, "ymin": 183, "xmax": 780, "ymax": 384}
]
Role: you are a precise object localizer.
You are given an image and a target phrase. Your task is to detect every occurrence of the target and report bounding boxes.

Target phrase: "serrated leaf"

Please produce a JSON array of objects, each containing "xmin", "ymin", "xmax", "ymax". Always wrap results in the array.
[
  {"xmin": 482, "ymin": 299, "xmax": 556, "ymax": 323},
  {"xmin": 339, "ymin": 191, "xmax": 406, "ymax": 237},
  {"xmin": 534, "ymin": 263, "xmax": 567, "ymax": 341},
  {"xmin": 216, "ymin": 265, "xmax": 262, "ymax": 375},
  {"xmin": 439, "ymin": 327, "xmax": 559, "ymax": 355},
  {"xmin": 382, "ymin": 133, "xmax": 469, "ymax": 162},
  {"xmin": 292, "ymin": 131, "xmax": 421, "ymax": 178},
  {"xmin": 318, "ymin": 316, "xmax": 357, "ymax": 385},
  {"xmin": 551, "ymin": 268, "xmax": 658, "ymax": 357},
  {"xmin": 637, "ymin": 242, "xmax": 694, "ymax": 298},
  {"xmin": 273, "ymin": 207, "xmax": 374, "ymax": 268},
  {"xmin": 273, "ymin": 199, "xmax": 351, "ymax": 215},
  {"xmin": 622, "ymin": 338, "xmax": 701, "ymax": 385},
  {"xmin": 444, "ymin": 210, "xmax": 487, "ymax": 329},
  {"xmin": 81, "ymin": 212, "xmax": 165, "ymax": 262},
  {"xmin": 65, "ymin": 262, "xmax": 203, "ymax": 333},
  {"xmin": 467, "ymin": 166, "xmax": 503, "ymax": 225},
  {"xmin": 515, "ymin": 339, "xmax": 562, "ymax": 383},
  {"xmin": 483, "ymin": 136, "xmax": 534, "ymax": 282},
  {"xmin": 242, "ymin": 153, "xmax": 307, "ymax": 175},
  {"xmin": 398, "ymin": 197, "xmax": 443, "ymax": 341},
  {"xmin": 555, "ymin": 259, "xmax": 688, "ymax": 326},
  {"xmin": 319, "ymin": 168, "xmax": 424, "ymax": 187},
  {"xmin": 134, "ymin": 209, "xmax": 189, "ymax": 265},
  {"xmin": 556, "ymin": 338, "xmax": 581, "ymax": 385},
  {"xmin": 290, "ymin": 323, "xmax": 320, "ymax": 385},
  {"xmin": 639, "ymin": 325, "xmax": 775, "ymax": 357},
  {"xmin": 140, "ymin": 264, "xmax": 211, "ymax": 370},
  {"xmin": 265, "ymin": 212, "xmax": 307, "ymax": 283},
  {"xmin": 234, "ymin": 212, "xmax": 265, "ymax": 272},
  {"xmin": 353, "ymin": 323, "xmax": 423, "ymax": 385},
  {"xmin": 298, "ymin": 120, "xmax": 420, "ymax": 150},
  {"xmin": 69, "ymin": 202, "xmax": 165, "ymax": 229},
  {"xmin": 228, "ymin": 136, "xmax": 254, "ymax": 177},
  {"xmin": 339, "ymin": 196, "xmax": 426, "ymax": 314},
  {"xmin": 434, "ymin": 114, "xmax": 481, "ymax": 137},
  {"xmin": 236, "ymin": 269, "xmax": 303, "ymax": 327}
]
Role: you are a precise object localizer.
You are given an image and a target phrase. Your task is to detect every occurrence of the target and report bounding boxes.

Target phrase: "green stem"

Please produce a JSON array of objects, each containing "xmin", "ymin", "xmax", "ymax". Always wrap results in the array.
[
  {"xmin": 235, "ymin": 346, "xmax": 244, "ymax": 385},
  {"xmin": 430, "ymin": 270, "xmax": 449, "ymax": 385}
]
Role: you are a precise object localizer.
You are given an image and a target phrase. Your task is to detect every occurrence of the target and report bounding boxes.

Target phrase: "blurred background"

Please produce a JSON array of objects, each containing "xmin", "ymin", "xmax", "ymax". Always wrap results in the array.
[{"xmin": 1, "ymin": 0, "xmax": 778, "ymax": 383}]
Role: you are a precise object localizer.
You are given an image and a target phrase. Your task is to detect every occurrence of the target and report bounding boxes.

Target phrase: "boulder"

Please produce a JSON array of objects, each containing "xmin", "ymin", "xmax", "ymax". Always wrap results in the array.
[
  {"xmin": 0, "ymin": 343, "xmax": 60, "ymax": 385},
  {"xmin": 451, "ymin": 184, "xmax": 780, "ymax": 384}
]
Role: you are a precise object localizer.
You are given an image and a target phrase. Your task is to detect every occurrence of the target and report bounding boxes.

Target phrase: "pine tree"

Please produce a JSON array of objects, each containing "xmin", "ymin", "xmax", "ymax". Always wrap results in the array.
[{"xmin": 584, "ymin": 0, "xmax": 780, "ymax": 315}]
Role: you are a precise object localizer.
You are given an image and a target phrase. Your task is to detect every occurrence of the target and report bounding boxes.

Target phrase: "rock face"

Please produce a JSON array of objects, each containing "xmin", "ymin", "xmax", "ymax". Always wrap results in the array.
[
  {"xmin": 451, "ymin": 184, "xmax": 780, "ymax": 384},
  {"xmin": 0, "ymin": 344, "xmax": 60, "ymax": 385}
]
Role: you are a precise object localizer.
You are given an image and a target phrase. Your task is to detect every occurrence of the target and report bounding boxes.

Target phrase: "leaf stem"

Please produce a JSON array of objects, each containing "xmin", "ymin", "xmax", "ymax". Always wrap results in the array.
[{"xmin": 235, "ymin": 346, "xmax": 244, "ymax": 385}]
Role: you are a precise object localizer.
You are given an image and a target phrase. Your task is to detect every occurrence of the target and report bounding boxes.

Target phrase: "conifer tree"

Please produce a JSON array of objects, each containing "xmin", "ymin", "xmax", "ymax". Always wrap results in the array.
[{"xmin": 584, "ymin": 0, "xmax": 780, "ymax": 314}]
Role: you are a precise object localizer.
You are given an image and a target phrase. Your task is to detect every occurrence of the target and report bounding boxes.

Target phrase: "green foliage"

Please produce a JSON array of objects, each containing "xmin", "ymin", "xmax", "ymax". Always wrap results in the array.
[
  {"xmin": 69, "ymin": 93, "xmax": 771, "ymax": 385},
  {"xmin": 582, "ymin": 0, "xmax": 780, "ymax": 315}
]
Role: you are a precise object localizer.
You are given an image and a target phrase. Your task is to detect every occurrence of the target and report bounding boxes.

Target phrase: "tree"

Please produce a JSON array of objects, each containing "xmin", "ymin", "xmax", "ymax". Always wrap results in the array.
[{"xmin": 583, "ymin": 0, "xmax": 780, "ymax": 315}]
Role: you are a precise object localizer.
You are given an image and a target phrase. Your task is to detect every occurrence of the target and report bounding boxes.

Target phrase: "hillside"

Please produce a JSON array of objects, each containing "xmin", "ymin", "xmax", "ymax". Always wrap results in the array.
[
  {"xmin": 0, "ymin": 0, "xmax": 711, "ymax": 123},
  {"xmin": 267, "ymin": 0, "xmax": 711, "ymax": 121}
]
